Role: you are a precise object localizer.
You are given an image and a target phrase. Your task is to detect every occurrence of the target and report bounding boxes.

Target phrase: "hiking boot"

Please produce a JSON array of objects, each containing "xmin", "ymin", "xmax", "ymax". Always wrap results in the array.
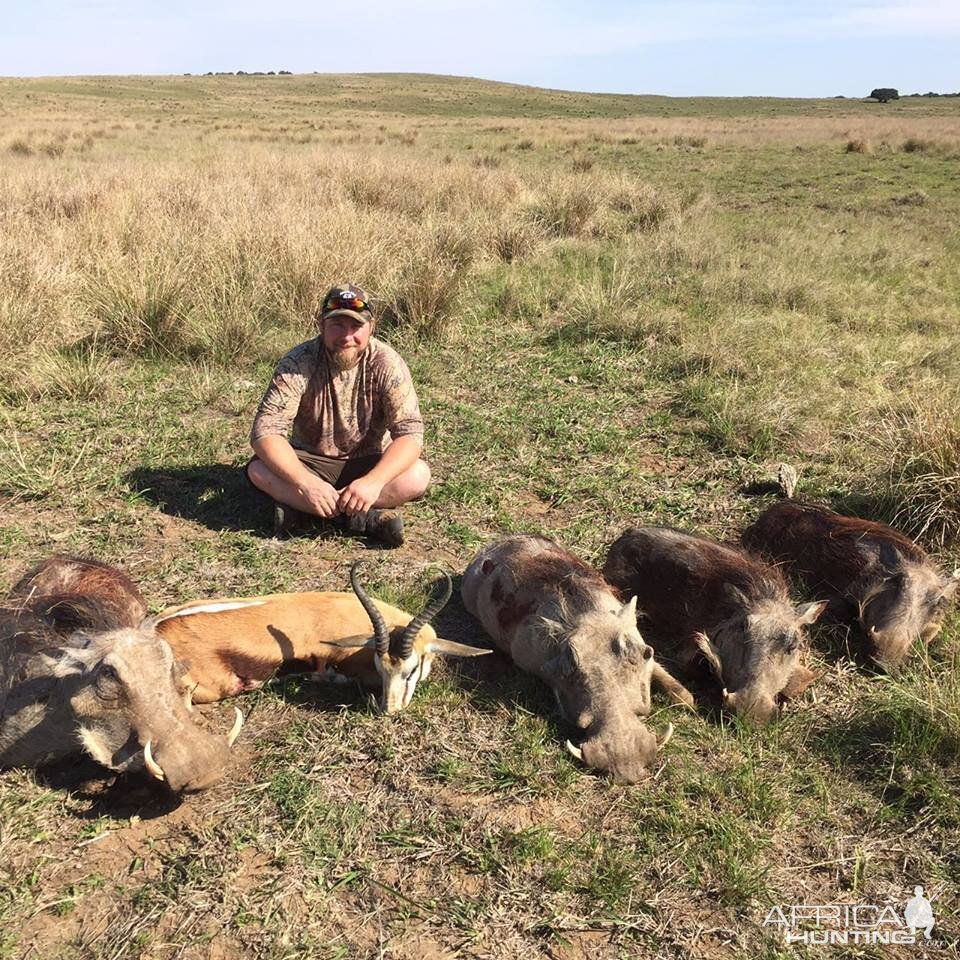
[
  {"xmin": 335, "ymin": 509, "xmax": 404, "ymax": 548},
  {"xmin": 273, "ymin": 500, "xmax": 303, "ymax": 537},
  {"xmin": 364, "ymin": 509, "xmax": 405, "ymax": 548}
]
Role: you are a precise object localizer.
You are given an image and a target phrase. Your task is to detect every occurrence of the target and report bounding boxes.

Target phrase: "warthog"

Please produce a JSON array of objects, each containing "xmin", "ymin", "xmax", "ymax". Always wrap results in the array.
[
  {"xmin": 462, "ymin": 535, "xmax": 691, "ymax": 783},
  {"xmin": 603, "ymin": 527, "xmax": 827, "ymax": 723},
  {"xmin": 1, "ymin": 557, "xmax": 241, "ymax": 793},
  {"xmin": 154, "ymin": 562, "xmax": 490, "ymax": 714},
  {"xmin": 742, "ymin": 501, "xmax": 959, "ymax": 669},
  {"xmin": 7, "ymin": 554, "xmax": 149, "ymax": 628}
]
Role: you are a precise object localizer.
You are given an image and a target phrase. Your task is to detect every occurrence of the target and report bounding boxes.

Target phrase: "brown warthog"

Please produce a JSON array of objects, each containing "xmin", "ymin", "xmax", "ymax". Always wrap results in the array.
[
  {"xmin": 603, "ymin": 527, "xmax": 827, "ymax": 723},
  {"xmin": 462, "ymin": 535, "xmax": 691, "ymax": 783},
  {"xmin": 7, "ymin": 554, "xmax": 150, "ymax": 629},
  {"xmin": 742, "ymin": 501, "xmax": 959, "ymax": 669},
  {"xmin": 1, "ymin": 557, "xmax": 241, "ymax": 793}
]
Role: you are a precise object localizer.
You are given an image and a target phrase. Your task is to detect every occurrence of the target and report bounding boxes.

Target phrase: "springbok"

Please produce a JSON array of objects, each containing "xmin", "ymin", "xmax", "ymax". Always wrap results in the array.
[{"xmin": 154, "ymin": 562, "xmax": 491, "ymax": 713}]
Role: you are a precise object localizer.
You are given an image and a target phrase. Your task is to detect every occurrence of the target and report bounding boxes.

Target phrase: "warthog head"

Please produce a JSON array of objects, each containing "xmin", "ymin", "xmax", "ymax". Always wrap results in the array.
[
  {"xmin": 694, "ymin": 590, "xmax": 827, "ymax": 723},
  {"xmin": 543, "ymin": 598, "xmax": 673, "ymax": 783},
  {"xmin": 349, "ymin": 562, "xmax": 490, "ymax": 713},
  {"xmin": 54, "ymin": 625, "xmax": 242, "ymax": 792},
  {"xmin": 853, "ymin": 547, "xmax": 959, "ymax": 670}
]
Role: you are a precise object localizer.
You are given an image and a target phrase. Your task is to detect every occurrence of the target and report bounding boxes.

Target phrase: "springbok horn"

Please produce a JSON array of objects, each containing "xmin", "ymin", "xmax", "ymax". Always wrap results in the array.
[
  {"xmin": 350, "ymin": 560, "xmax": 390, "ymax": 659},
  {"xmin": 398, "ymin": 570, "xmax": 453, "ymax": 660},
  {"xmin": 657, "ymin": 723, "xmax": 675, "ymax": 749},
  {"xmin": 226, "ymin": 707, "xmax": 244, "ymax": 747},
  {"xmin": 565, "ymin": 740, "xmax": 583, "ymax": 761},
  {"xmin": 143, "ymin": 740, "xmax": 165, "ymax": 781}
]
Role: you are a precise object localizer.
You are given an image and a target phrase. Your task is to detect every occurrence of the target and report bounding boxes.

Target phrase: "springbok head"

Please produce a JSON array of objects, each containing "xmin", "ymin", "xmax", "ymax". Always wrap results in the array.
[{"xmin": 350, "ymin": 562, "xmax": 491, "ymax": 713}]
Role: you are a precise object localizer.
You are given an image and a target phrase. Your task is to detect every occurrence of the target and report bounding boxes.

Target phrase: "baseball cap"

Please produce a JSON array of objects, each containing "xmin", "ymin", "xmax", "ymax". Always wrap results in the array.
[{"xmin": 320, "ymin": 284, "xmax": 374, "ymax": 323}]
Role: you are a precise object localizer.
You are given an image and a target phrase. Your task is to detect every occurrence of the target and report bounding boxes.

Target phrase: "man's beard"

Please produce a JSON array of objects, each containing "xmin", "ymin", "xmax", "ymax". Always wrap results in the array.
[{"xmin": 329, "ymin": 346, "xmax": 362, "ymax": 371}]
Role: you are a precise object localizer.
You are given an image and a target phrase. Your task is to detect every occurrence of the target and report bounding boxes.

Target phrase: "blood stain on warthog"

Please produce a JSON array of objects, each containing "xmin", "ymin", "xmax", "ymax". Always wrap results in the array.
[{"xmin": 491, "ymin": 575, "xmax": 539, "ymax": 628}]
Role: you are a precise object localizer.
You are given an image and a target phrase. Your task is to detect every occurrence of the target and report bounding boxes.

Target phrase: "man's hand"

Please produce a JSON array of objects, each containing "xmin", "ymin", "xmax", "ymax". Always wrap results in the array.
[
  {"xmin": 338, "ymin": 475, "xmax": 385, "ymax": 517},
  {"xmin": 298, "ymin": 477, "xmax": 340, "ymax": 518}
]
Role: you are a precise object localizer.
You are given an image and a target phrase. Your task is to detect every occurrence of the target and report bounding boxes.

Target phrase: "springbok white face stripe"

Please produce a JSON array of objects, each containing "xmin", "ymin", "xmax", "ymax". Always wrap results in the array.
[{"xmin": 155, "ymin": 600, "xmax": 268, "ymax": 623}]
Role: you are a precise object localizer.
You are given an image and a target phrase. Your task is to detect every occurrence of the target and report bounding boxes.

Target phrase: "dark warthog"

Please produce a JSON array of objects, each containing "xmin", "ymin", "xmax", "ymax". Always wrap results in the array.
[
  {"xmin": 0, "ymin": 556, "xmax": 241, "ymax": 793},
  {"xmin": 462, "ymin": 535, "xmax": 692, "ymax": 783},
  {"xmin": 603, "ymin": 527, "xmax": 827, "ymax": 723},
  {"xmin": 742, "ymin": 501, "xmax": 959, "ymax": 669}
]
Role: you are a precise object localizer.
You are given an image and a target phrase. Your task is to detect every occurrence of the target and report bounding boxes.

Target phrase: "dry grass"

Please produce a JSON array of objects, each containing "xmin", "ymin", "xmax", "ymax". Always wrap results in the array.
[
  {"xmin": 878, "ymin": 394, "xmax": 960, "ymax": 546},
  {"xmin": 0, "ymin": 75, "xmax": 959, "ymax": 960}
]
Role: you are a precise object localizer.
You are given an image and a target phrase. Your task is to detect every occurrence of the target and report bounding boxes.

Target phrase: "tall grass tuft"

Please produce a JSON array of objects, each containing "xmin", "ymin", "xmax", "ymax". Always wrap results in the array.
[
  {"xmin": 878, "ymin": 395, "xmax": 960, "ymax": 546},
  {"xmin": 86, "ymin": 251, "xmax": 194, "ymax": 356},
  {"xmin": 528, "ymin": 180, "xmax": 598, "ymax": 238},
  {"xmin": 379, "ymin": 221, "xmax": 478, "ymax": 338}
]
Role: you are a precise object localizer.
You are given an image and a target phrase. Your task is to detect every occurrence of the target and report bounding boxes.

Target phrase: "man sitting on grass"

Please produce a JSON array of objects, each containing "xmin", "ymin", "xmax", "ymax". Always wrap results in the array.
[{"xmin": 247, "ymin": 284, "xmax": 430, "ymax": 548}]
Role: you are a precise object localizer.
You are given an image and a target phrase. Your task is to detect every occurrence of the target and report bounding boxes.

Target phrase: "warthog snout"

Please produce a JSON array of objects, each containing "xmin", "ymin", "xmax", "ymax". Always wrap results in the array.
[
  {"xmin": 566, "ymin": 718, "xmax": 673, "ymax": 783},
  {"xmin": 142, "ymin": 707, "xmax": 243, "ymax": 793}
]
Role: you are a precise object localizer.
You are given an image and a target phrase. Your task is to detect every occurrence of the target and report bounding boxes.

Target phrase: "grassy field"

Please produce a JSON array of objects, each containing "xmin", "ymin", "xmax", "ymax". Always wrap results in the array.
[{"xmin": 1, "ymin": 74, "xmax": 958, "ymax": 959}]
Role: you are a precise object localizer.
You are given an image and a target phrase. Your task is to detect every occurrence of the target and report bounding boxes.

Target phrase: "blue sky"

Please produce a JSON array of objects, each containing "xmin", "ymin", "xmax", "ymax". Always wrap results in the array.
[{"xmin": 1, "ymin": 1, "xmax": 955, "ymax": 97}]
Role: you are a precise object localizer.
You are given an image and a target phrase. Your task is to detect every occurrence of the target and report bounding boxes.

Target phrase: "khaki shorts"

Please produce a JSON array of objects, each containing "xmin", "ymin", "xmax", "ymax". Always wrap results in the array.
[{"xmin": 246, "ymin": 450, "xmax": 382, "ymax": 490}]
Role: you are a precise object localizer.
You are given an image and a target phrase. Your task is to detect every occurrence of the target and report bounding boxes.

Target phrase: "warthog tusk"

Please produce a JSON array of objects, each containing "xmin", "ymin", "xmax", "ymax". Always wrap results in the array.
[
  {"xmin": 183, "ymin": 687, "xmax": 194, "ymax": 712},
  {"xmin": 565, "ymin": 740, "xmax": 583, "ymax": 761},
  {"xmin": 657, "ymin": 723, "xmax": 674, "ymax": 749},
  {"xmin": 226, "ymin": 707, "xmax": 243, "ymax": 747},
  {"xmin": 869, "ymin": 625, "xmax": 880, "ymax": 638},
  {"xmin": 143, "ymin": 740, "xmax": 165, "ymax": 781}
]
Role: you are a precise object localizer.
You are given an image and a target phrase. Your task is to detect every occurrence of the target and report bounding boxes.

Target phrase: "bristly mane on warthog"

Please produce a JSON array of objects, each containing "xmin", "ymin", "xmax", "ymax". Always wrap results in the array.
[
  {"xmin": 0, "ymin": 556, "xmax": 241, "ymax": 793},
  {"xmin": 462, "ymin": 535, "xmax": 692, "ymax": 784},
  {"xmin": 742, "ymin": 501, "xmax": 959, "ymax": 670},
  {"xmin": 603, "ymin": 527, "xmax": 827, "ymax": 723}
]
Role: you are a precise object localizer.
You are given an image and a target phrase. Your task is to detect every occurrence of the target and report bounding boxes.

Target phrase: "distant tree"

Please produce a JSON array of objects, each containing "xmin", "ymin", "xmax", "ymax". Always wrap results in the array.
[{"xmin": 869, "ymin": 88, "xmax": 899, "ymax": 102}]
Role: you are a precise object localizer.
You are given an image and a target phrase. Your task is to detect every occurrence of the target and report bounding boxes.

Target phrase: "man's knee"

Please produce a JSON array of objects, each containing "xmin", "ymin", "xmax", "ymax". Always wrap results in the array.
[
  {"xmin": 408, "ymin": 459, "xmax": 431, "ymax": 498},
  {"xmin": 246, "ymin": 458, "xmax": 272, "ymax": 492}
]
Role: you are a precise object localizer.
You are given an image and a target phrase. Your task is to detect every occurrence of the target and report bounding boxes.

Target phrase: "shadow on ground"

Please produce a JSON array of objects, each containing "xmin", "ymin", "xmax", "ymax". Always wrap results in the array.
[
  {"xmin": 126, "ymin": 464, "xmax": 271, "ymax": 536},
  {"xmin": 126, "ymin": 464, "xmax": 399, "ymax": 551},
  {"xmin": 35, "ymin": 758, "xmax": 185, "ymax": 820}
]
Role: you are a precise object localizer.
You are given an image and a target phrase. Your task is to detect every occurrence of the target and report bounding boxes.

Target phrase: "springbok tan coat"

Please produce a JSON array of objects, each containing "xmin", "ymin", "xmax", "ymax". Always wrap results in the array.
[{"xmin": 154, "ymin": 570, "xmax": 490, "ymax": 713}]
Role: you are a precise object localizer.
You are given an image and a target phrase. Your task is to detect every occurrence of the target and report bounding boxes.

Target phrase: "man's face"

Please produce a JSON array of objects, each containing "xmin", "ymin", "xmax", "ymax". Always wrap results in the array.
[{"xmin": 322, "ymin": 314, "xmax": 373, "ymax": 370}]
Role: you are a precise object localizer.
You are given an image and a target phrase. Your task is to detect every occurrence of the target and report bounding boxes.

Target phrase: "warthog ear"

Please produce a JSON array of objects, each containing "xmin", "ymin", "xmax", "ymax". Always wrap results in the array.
[
  {"xmin": 722, "ymin": 583, "xmax": 750, "ymax": 609},
  {"xmin": 781, "ymin": 664, "xmax": 817, "ymax": 698},
  {"xmin": 877, "ymin": 541, "xmax": 902, "ymax": 575},
  {"xmin": 938, "ymin": 572, "xmax": 960, "ymax": 602},
  {"xmin": 426, "ymin": 638, "xmax": 492, "ymax": 658},
  {"xmin": 619, "ymin": 596, "xmax": 638, "ymax": 623},
  {"xmin": 694, "ymin": 631, "xmax": 725, "ymax": 684},
  {"xmin": 796, "ymin": 600, "xmax": 828, "ymax": 625},
  {"xmin": 540, "ymin": 617, "xmax": 565, "ymax": 637},
  {"xmin": 543, "ymin": 647, "xmax": 578, "ymax": 680}
]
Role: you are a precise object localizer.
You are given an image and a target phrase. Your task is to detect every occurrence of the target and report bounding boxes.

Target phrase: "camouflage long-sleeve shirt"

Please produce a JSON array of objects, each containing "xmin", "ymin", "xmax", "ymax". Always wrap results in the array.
[{"xmin": 250, "ymin": 337, "xmax": 424, "ymax": 459}]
